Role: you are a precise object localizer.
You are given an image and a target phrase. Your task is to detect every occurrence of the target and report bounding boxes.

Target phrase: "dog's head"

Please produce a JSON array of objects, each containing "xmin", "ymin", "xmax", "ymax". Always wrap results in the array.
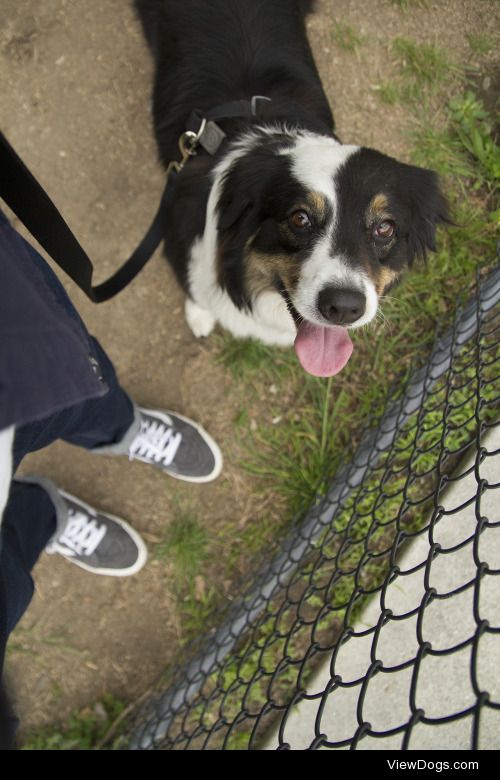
[{"xmin": 215, "ymin": 130, "xmax": 450, "ymax": 376}]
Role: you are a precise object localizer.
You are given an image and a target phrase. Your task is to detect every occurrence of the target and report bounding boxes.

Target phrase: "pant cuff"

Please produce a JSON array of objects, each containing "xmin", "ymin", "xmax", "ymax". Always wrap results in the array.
[
  {"xmin": 13, "ymin": 475, "xmax": 69, "ymax": 539},
  {"xmin": 88, "ymin": 403, "xmax": 142, "ymax": 457}
]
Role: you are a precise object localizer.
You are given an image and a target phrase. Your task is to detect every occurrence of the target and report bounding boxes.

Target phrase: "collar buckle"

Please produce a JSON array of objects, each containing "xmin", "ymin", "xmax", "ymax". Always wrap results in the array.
[
  {"xmin": 197, "ymin": 120, "xmax": 227, "ymax": 155},
  {"xmin": 186, "ymin": 95, "xmax": 273, "ymax": 157},
  {"xmin": 251, "ymin": 95, "xmax": 272, "ymax": 116}
]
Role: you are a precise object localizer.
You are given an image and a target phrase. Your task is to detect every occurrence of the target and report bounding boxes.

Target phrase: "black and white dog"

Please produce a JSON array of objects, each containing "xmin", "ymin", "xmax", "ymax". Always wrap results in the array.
[{"xmin": 134, "ymin": 0, "xmax": 449, "ymax": 376}]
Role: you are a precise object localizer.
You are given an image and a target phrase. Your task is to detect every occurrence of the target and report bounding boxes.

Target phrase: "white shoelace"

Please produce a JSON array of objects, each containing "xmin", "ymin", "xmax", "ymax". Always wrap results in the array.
[
  {"xmin": 128, "ymin": 418, "xmax": 182, "ymax": 466},
  {"xmin": 52, "ymin": 510, "xmax": 107, "ymax": 557}
]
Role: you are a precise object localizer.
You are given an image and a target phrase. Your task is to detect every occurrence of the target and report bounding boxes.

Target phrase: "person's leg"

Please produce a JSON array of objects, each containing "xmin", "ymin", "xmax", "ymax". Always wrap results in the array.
[
  {"xmin": 0, "ymin": 476, "xmax": 148, "ymax": 748},
  {"xmin": 12, "ymin": 337, "xmax": 140, "ymax": 473},
  {"xmin": 0, "ymin": 481, "xmax": 57, "ymax": 747},
  {"xmin": 0, "ymin": 474, "xmax": 147, "ymax": 647},
  {"xmin": 0, "ymin": 481, "xmax": 57, "ymax": 640},
  {"xmin": 13, "ymin": 334, "xmax": 222, "ymax": 483},
  {"xmin": 0, "ymin": 214, "xmax": 222, "ymax": 745}
]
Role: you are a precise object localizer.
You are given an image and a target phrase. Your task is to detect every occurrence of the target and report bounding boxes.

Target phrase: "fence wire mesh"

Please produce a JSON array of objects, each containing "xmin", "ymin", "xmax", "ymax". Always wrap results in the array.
[{"xmin": 128, "ymin": 265, "xmax": 500, "ymax": 750}]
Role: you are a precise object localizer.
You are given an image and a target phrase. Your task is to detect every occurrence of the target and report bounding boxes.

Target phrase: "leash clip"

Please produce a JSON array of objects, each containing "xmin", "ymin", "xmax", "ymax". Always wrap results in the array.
[{"xmin": 166, "ymin": 122, "xmax": 206, "ymax": 177}]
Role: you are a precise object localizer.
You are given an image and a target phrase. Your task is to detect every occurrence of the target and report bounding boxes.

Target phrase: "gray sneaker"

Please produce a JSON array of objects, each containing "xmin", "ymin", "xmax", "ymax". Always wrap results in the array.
[
  {"xmin": 127, "ymin": 408, "xmax": 223, "ymax": 483},
  {"xmin": 46, "ymin": 490, "xmax": 147, "ymax": 576}
]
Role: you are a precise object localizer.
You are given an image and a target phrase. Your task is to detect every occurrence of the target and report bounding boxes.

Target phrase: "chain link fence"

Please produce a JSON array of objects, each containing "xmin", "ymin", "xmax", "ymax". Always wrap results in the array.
[{"xmin": 127, "ymin": 264, "xmax": 500, "ymax": 750}]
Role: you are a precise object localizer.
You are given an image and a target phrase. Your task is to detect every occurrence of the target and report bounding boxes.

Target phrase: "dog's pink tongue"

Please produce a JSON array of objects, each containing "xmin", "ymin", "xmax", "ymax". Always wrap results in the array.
[{"xmin": 294, "ymin": 321, "xmax": 353, "ymax": 377}]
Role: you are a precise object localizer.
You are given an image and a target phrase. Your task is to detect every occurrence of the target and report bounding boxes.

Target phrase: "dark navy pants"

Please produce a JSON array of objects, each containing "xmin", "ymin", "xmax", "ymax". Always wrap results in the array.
[
  {"xmin": 1, "ymin": 336, "xmax": 135, "ymax": 631},
  {"xmin": 0, "ymin": 229, "xmax": 137, "ymax": 747}
]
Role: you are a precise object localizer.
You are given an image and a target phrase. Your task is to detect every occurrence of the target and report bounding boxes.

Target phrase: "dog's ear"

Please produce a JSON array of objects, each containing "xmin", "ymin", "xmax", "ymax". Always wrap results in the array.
[
  {"xmin": 216, "ymin": 196, "xmax": 261, "ymax": 310},
  {"xmin": 405, "ymin": 166, "xmax": 451, "ymax": 266},
  {"xmin": 218, "ymin": 192, "xmax": 255, "ymax": 232},
  {"xmin": 216, "ymin": 162, "xmax": 267, "ymax": 310}
]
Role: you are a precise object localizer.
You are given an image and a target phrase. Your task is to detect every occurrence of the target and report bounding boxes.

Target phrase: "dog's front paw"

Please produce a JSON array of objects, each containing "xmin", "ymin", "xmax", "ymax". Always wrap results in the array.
[{"xmin": 185, "ymin": 298, "xmax": 216, "ymax": 338}]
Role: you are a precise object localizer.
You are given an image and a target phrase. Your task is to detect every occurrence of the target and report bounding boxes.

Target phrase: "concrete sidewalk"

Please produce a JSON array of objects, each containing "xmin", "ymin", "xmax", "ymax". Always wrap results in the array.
[{"xmin": 265, "ymin": 425, "xmax": 500, "ymax": 750}]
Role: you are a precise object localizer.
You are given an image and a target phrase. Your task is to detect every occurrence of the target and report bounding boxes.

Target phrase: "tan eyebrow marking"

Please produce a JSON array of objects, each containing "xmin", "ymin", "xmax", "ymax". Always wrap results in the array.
[
  {"xmin": 306, "ymin": 191, "xmax": 327, "ymax": 219},
  {"xmin": 366, "ymin": 192, "xmax": 394, "ymax": 226},
  {"xmin": 371, "ymin": 193, "xmax": 389, "ymax": 213}
]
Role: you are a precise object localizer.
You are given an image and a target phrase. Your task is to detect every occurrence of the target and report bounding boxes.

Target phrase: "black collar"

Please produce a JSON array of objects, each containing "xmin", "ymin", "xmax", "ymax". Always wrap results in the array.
[{"xmin": 185, "ymin": 96, "xmax": 272, "ymax": 155}]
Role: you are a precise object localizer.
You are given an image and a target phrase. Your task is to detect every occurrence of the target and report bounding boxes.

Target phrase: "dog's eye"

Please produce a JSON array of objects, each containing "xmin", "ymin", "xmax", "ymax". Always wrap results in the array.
[
  {"xmin": 289, "ymin": 210, "xmax": 312, "ymax": 230},
  {"xmin": 373, "ymin": 220, "xmax": 396, "ymax": 240}
]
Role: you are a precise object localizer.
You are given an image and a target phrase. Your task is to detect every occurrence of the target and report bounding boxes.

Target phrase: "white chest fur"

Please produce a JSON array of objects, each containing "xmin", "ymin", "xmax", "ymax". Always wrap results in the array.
[{"xmin": 186, "ymin": 236, "xmax": 296, "ymax": 346}]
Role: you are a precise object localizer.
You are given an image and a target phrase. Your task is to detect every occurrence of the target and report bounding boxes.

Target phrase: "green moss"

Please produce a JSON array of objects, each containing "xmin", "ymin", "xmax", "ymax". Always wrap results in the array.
[
  {"xmin": 21, "ymin": 695, "xmax": 126, "ymax": 750},
  {"xmin": 331, "ymin": 22, "xmax": 365, "ymax": 53}
]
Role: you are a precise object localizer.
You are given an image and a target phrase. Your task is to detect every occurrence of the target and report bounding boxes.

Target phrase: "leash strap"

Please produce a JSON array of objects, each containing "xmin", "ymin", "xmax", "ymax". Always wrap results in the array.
[
  {"xmin": 0, "ymin": 130, "xmax": 172, "ymax": 302},
  {"xmin": 0, "ymin": 98, "xmax": 270, "ymax": 302}
]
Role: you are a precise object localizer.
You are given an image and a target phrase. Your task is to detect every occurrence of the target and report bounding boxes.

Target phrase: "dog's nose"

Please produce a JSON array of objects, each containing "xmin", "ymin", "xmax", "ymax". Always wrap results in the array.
[{"xmin": 318, "ymin": 286, "xmax": 366, "ymax": 325}]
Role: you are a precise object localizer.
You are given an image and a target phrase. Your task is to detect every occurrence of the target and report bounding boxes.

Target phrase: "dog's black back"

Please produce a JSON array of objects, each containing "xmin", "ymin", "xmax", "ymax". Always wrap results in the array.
[{"xmin": 134, "ymin": 0, "xmax": 334, "ymax": 164}]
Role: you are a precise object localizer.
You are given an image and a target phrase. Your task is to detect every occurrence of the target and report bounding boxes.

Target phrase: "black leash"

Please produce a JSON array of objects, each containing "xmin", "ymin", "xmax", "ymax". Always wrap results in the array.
[
  {"xmin": 0, "ymin": 131, "xmax": 175, "ymax": 303},
  {"xmin": 0, "ymin": 96, "xmax": 271, "ymax": 303}
]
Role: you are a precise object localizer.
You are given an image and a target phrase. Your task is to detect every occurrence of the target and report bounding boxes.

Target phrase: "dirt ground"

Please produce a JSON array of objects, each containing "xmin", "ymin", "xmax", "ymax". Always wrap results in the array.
[{"xmin": 1, "ymin": 0, "xmax": 498, "ymax": 736}]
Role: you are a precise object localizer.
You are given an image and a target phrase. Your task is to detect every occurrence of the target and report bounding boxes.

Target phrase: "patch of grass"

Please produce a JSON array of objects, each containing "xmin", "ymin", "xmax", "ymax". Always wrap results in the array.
[
  {"xmin": 154, "ymin": 511, "xmax": 210, "ymax": 582},
  {"xmin": 242, "ymin": 377, "xmax": 351, "ymax": 516},
  {"xmin": 233, "ymin": 514, "xmax": 284, "ymax": 558},
  {"xmin": 391, "ymin": 37, "xmax": 460, "ymax": 87},
  {"xmin": 233, "ymin": 405, "xmax": 249, "ymax": 429},
  {"xmin": 373, "ymin": 79, "xmax": 422, "ymax": 106},
  {"xmin": 180, "ymin": 585, "xmax": 220, "ymax": 637},
  {"xmin": 331, "ymin": 21, "xmax": 364, "ymax": 53},
  {"xmin": 153, "ymin": 506, "xmax": 219, "ymax": 638},
  {"xmin": 20, "ymin": 694, "xmax": 125, "ymax": 750},
  {"xmin": 409, "ymin": 124, "xmax": 479, "ymax": 184},
  {"xmin": 466, "ymin": 33, "xmax": 497, "ymax": 56},
  {"xmin": 390, "ymin": 0, "xmax": 428, "ymax": 9},
  {"xmin": 374, "ymin": 80, "xmax": 401, "ymax": 105},
  {"xmin": 215, "ymin": 331, "xmax": 293, "ymax": 380},
  {"xmin": 374, "ymin": 37, "xmax": 465, "ymax": 109},
  {"xmin": 411, "ymin": 91, "xmax": 500, "ymax": 214},
  {"xmin": 448, "ymin": 91, "xmax": 500, "ymax": 188}
]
